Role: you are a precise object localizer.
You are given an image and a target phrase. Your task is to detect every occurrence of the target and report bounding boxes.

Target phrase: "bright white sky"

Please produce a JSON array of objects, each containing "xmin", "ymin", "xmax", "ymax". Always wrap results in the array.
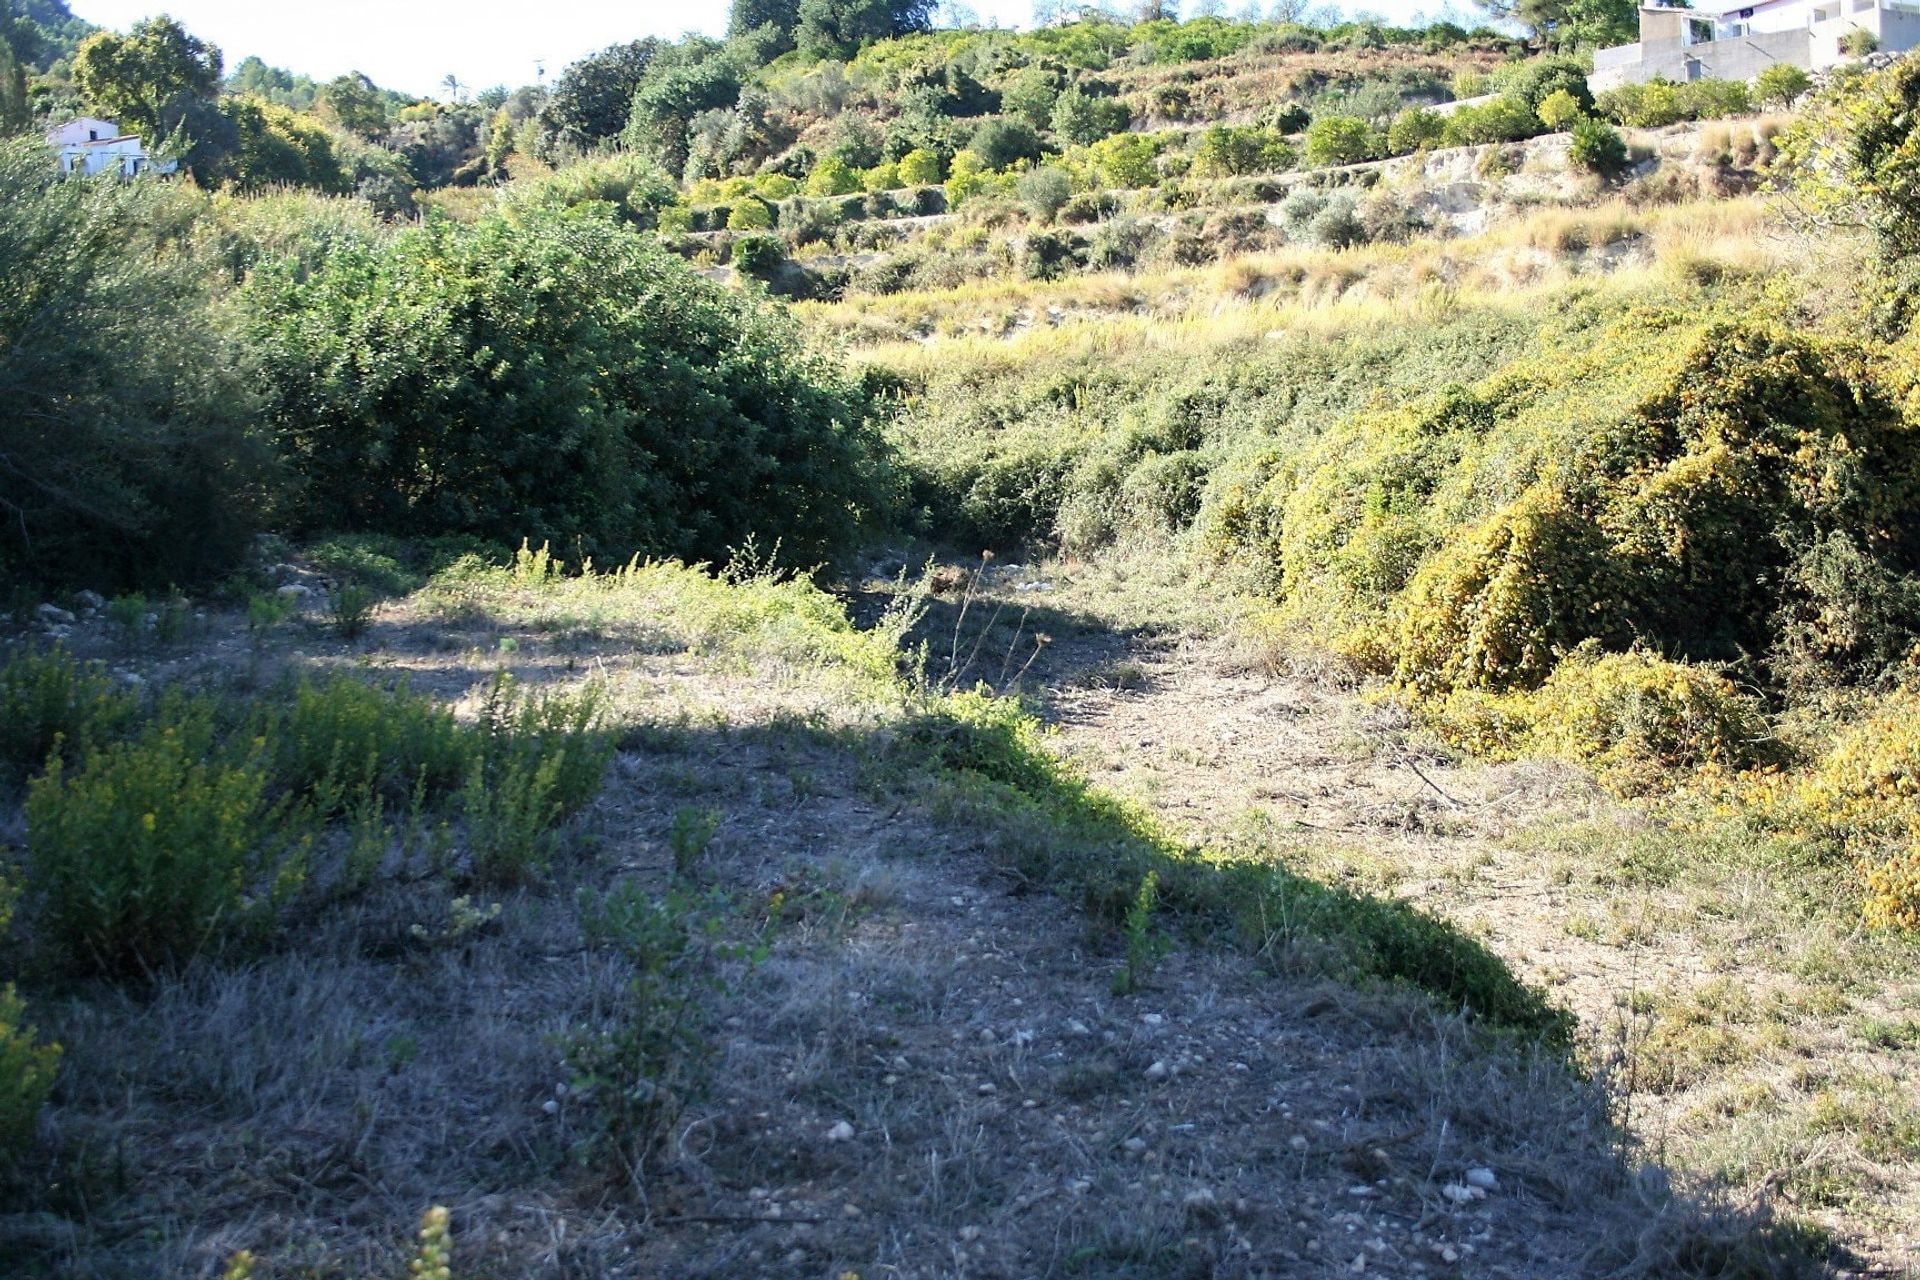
[{"xmin": 64, "ymin": 1, "xmax": 1442, "ymax": 99}]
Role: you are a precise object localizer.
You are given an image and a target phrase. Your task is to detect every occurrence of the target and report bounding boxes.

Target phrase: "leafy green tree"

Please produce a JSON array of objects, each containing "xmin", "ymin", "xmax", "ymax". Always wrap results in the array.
[
  {"xmin": 898, "ymin": 146, "xmax": 941, "ymax": 183},
  {"xmin": 1386, "ymin": 106, "xmax": 1446, "ymax": 154},
  {"xmin": 796, "ymin": 0, "xmax": 937, "ymax": 59},
  {"xmin": 201, "ymin": 94, "xmax": 351, "ymax": 192},
  {"xmin": 725, "ymin": 195, "xmax": 773, "ymax": 228},
  {"xmin": 0, "ymin": 139, "xmax": 270, "ymax": 587},
  {"xmin": 1304, "ymin": 114, "xmax": 1380, "ymax": 167},
  {"xmin": 243, "ymin": 205, "xmax": 887, "ymax": 566},
  {"xmin": 999, "ymin": 65, "xmax": 1061, "ymax": 131},
  {"xmin": 71, "ymin": 14, "xmax": 220, "ymax": 144},
  {"xmin": 535, "ymin": 38, "xmax": 660, "ymax": 158},
  {"xmin": 320, "ymin": 71, "xmax": 388, "ymax": 139},
  {"xmin": 1191, "ymin": 123, "xmax": 1294, "ymax": 177},
  {"xmin": 805, "ymin": 152, "xmax": 860, "ymax": 195},
  {"xmin": 0, "ymin": 0, "xmax": 33, "ymax": 133},
  {"xmin": 1088, "ymin": 131, "xmax": 1159, "ymax": 187},
  {"xmin": 1050, "ymin": 83, "xmax": 1130, "ymax": 144},
  {"xmin": 968, "ymin": 116, "xmax": 1042, "ymax": 169},
  {"xmin": 1016, "ymin": 164, "xmax": 1071, "ymax": 222},
  {"xmin": 1536, "ymin": 87, "xmax": 1584, "ymax": 129},
  {"xmin": 729, "ymin": 0, "xmax": 801, "ymax": 50},
  {"xmin": 1755, "ymin": 62, "xmax": 1812, "ymax": 110},
  {"xmin": 623, "ymin": 38, "xmax": 741, "ymax": 178}
]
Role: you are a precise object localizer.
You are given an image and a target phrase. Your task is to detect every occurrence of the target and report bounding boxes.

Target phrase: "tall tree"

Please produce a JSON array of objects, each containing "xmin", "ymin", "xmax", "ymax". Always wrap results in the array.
[
  {"xmin": 534, "ymin": 38, "xmax": 660, "ymax": 158},
  {"xmin": 71, "ymin": 15, "xmax": 220, "ymax": 143},
  {"xmin": 730, "ymin": 0, "xmax": 801, "ymax": 48},
  {"xmin": 795, "ymin": 0, "xmax": 938, "ymax": 58},
  {"xmin": 0, "ymin": 0, "xmax": 31, "ymax": 133},
  {"xmin": 320, "ymin": 71, "xmax": 387, "ymax": 139}
]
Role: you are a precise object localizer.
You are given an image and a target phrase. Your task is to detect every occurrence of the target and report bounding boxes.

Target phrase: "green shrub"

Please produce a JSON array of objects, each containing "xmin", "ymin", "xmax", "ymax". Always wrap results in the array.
[
  {"xmin": 804, "ymin": 154, "xmax": 861, "ymax": 197},
  {"xmin": 1536, "ymin": 88, "xmax": 1584, "ymax": 130},
  {"xmin": 1678, "ymin": 78, "xmax": 1751, "ymax": 120},
  {"xmin": 268, "ymin": 674, "xmax": 474, "ymax": 814},
  {"xmin": 724, "ymin": 197, "xmax": 774, "ymax": 230},
  {"xmin": 1016, "ymin": 165, "xmax": 1073, "ymax": 223},
  {"xmin": 1492, "ymin": 55, "xmax": 1593, "ymax": 117},
  {"xmin": 968, "ymin": 117, "xmax": 1044, "ymax": 170},
  {"xmin": 730, "ymin": 232, "xmax": 786, "ymax": 277},
  {"xmin": 1444, "ymin": 93, "xmax": 1541, "ymax": 145},
  {"xmin": 1597, "ymin": 78, "xmax": 1684, "ymax": 127},
  {"xmin": 1050, "ymin": 85, "xmax": 1131, "ymax": 145},
  {"xmin": 0, "ymin": 985, "xmax": 59, "ymax": 1169},
  {"xmin": 1755, "ymin": 62, "xmax": 1812, "ymax": 110},
  {"xmin": 0, "ymin": 139, "xmax": 271, "ymax": 590},
  {"xmin": 26, "ymin": 714, "xmax": 300, "ymax": 974},
  {"xmin": 898, "ymin": 147, "xmax": 942, "ymax": 184},
  {"xmin": 1569, "ymin": 117, "xmax": 1629, "ymax": 177},
  {"xmin": 0, "ymin": 649, "xmax": 139, "ymax": 786},
  {"xmin": 1386, "ymin": 106, "xmax": 1447, "ymax": 154},
  {"xmin": 1842, "ymin": 27, "xmax": 1879, "ymax": 56},
  {"xmin": 330, "ymin": 582, "xmax": 376, "ymax": 639},
  {"xmin": 1304, "ymin": 114, "xmax": 1380, "ymax": 167},
  {"xmin": 1191, "ymin": 123, "xmax": 1296, "ymax": 177},
  {"xmin": 245, "ymin": 203, "xmax": 888, "ymax": 568}
]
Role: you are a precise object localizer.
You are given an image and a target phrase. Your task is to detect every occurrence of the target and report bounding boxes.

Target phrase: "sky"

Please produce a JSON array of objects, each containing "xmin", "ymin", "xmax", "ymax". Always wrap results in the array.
[
  {"xmin": 64, "ymin": 1, "xmax": 1031, "ymax": 98},
  {"xmin": 65, "ymin": 0, "xmax": 1451, "ymax": 100}
]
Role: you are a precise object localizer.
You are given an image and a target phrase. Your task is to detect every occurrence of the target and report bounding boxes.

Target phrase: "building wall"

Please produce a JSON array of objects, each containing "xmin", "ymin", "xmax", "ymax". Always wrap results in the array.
[{"xmin": 1592, "ymin": 27, "xmax": 1814, "ymax": 87}]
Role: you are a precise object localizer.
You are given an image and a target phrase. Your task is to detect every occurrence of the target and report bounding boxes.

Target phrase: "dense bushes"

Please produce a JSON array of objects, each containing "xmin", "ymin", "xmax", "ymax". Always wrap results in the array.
[
  {"xmin": 245, "ymin": 203, "xmax": 891, "ymax": 566},
  {"xmin": 0, "ymin": 140, "xmax": 274, "ymax": 590}
]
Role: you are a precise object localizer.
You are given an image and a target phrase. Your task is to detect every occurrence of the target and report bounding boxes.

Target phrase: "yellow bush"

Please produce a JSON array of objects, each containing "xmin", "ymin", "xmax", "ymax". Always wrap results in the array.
[{"xmin": 1863, "ymin": 841, "xmax": 1920, "ymax": 932}]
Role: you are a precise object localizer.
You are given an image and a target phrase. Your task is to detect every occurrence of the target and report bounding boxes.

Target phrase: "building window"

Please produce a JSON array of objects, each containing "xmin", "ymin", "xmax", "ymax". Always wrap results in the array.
[{"xmin": 1688, "ymin": 16, "xmax": 1716, "ymax": 41}]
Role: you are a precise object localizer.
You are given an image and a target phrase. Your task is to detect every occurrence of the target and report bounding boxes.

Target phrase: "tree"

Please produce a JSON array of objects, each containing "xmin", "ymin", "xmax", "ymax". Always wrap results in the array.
[
  {"xmin": 1000, "ymin": 64, "xmax": 1061, "ymax": 130},
  {"xmin": 1050, "ymin": 83, "xmax": 1130, "ymax": 144},
  {"xmin": 623, "ymin": 39, "xmax": 741, "ymax": 178},
  {"xmin": 321, "ymin": 72, "xmax": 388, "ymax": 139},
  {"xmin": 1386, "ymin": 106, "xmax": 1446, "ymax": 154},
  {"xmin": 0, "ymin": 0, "xmax": 35, "ymax": 134},
  {"xmin": 1755, "ymin": 62, "xmax": 1812, "ymax": 110},
  {"xmin": 1304, "ymin": 114, "xmax": 1379, "ymax": 167},
  {"xmin": 805, "ymin": 153, "xmax": 860, "ymax": 195},
  {"xmin": 71, "ymin": 15, "xmax": 221, "ymax": 145},
  {"xmin": 1536, "ymin": 87, "xmax": 1584, "ymax": 129},
  {"xmin": 1016, "ymin": 164, "xmax": 1071, "ymax": 221},
  {"xmin": 535, "ymin": 38, "xmax": 661, "ymax": 158},
  {"xmin": 730, "ymin": 0, "xmax": 802, "ymax": 47},
  {"xmin": 0, "ymin": 139, "xmax": 270, "ymax": 587},
  {"xmin": 796, "ymin": 0, "xmax": 938, "ymax": 58},
  {"xmin": 968, "ymin": 116, "xmax": 1042, "ymax": 169},
  {"xmin": 898, "ymin": 146, "xmax": 942, "ymax": 183}
]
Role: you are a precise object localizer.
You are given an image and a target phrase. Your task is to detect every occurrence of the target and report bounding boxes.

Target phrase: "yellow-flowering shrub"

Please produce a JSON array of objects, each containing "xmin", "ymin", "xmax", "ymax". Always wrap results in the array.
[{"xmin": 0, "ymin": 983, "xmax": 59, "ymax": 1167}]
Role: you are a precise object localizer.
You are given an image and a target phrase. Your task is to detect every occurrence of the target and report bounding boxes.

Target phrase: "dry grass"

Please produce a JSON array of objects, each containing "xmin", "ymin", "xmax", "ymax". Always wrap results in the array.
[{"xmin": 805, "ymin": 194, "xmax": 1786, "ymax": 361}]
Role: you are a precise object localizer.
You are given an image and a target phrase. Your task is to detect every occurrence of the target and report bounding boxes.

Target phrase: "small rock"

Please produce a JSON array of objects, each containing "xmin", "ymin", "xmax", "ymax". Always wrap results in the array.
[
  {"xmin": 1122, "ymin": 1137, "xmax": 1147, "ymax": 1154},
  {"xmin": 977, "ymin": 1083, "xmax": 997, "ymax": 1095},
  {"xmin": 958, "ymin": 1225, "xmax": 982, "ymax": 1243},
  {"xmin": 1349, "ymin": 1253, "xmax": 1367, "ymax": 1273},
  {"xmin": 73, "ymin": 590, "xmax": 105, "ymax": 612},
  {"xmin": 825, "ymin": 1120, "xmax": 855, "ymax": 1143},
  {"xmin": 35, "ymin": 604, "xmax": 75, "ymax": 626},
  {"xmin": 1140, "ymin": 1013, "xmax": 1165, "ymax": 1026},
  {"xmin": 1464, "ymin": 1167, "xmax": 1499, "ymax": 1191},
  {"xmin": 1289, "ymin": 1134, "xmax": 1309, "ymax": 1152},
  {"xmin": 1145, "ymin": 1060, "xmax": 1170, "ymax": 1081},
  {"xmin": 1065, "ymin": 1019, "xmax": 1091, "ymax": 1036},
  {"xmin": 275, "ymin": 584, "xmax": 312, "ymax": 605},
  {"xmin": 540, "ymin": 1099, "xmax": 558, "ymax": 1115},
  {"xmin": 1441, "ymin": 1246, "xmax": 1460, "ymax": 1263},
  {"xmin": 784, "ymin": 1248, "xmax": 807, "ymax": 1266}
]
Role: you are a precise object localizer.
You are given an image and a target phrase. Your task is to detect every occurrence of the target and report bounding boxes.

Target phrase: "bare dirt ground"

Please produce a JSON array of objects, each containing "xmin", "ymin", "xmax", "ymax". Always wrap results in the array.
[{"xmin": 6, "ymin": 556, "xmax": 1905, "ymax": 1279}]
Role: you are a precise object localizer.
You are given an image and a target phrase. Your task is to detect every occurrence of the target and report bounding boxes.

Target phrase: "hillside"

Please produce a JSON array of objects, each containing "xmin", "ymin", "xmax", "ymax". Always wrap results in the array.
[{"xmin": 3, "ymin": 8, "xmax": 1920, "ymax": 1280}]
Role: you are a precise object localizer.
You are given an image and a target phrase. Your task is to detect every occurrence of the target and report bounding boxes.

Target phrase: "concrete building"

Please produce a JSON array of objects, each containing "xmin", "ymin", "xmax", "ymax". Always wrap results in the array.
[
  {"xmin": 45, "ymin": 117, "xmax": 177, "ymax": 177},
  {"xmin": 1592, "ymin": 0, "xmax": 1920, "ymax": 89}
]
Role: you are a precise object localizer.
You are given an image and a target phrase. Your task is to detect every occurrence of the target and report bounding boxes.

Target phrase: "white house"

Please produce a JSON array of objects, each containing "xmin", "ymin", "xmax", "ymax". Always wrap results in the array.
[
  {"xmin": 1592, "ymin": 0, "xmax": 1920, "ymax": 89},
  {"xmin": 45, "ymin": 117, "xmax": 178, "ymax": 178}
]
